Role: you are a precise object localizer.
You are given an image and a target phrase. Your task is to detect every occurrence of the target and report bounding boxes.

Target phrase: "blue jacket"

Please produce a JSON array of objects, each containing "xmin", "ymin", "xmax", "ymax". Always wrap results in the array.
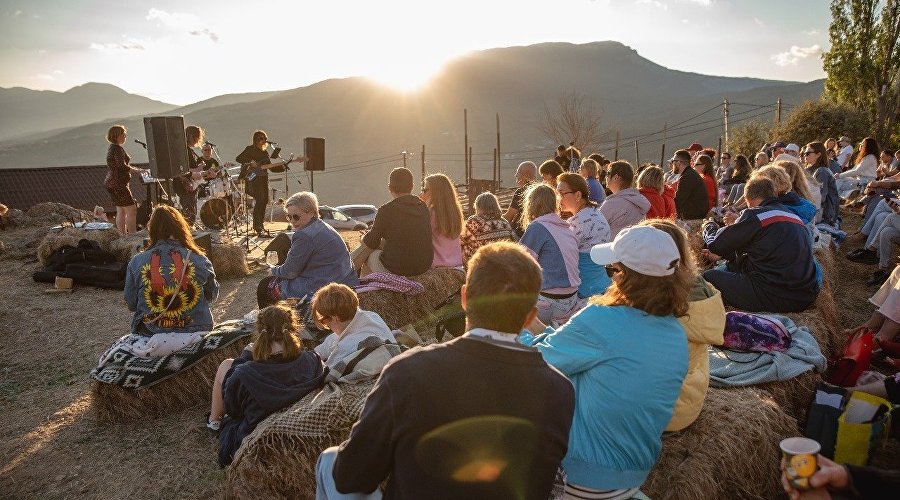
[
  {"xmin": 704, "ymin": 198, "xmax": 818, "ymax": 304},
  {"xmin": 124, "ymin": 239, "xmax": 218, "ymax": 335},
  {"xmin": 777, "ymin": 192, "xmax": 816, "ymax": 224},
  {"xmin": 587, "ymin": 177, "xmax": 606, "ymax": 204},
  {"xmin": 525, "ymin": 305, "xmax": 688, "ymax": 489},
  {"xmin": 272, "ymin": 218, "xmax": 358, "ymax": 298},
  {"xmin": 810, "ymin": 165, "xmax": 839, "ymax": 225},
  {"xmin": 520, "ymin": 214, "xmax": 580, "ymax": 291}
]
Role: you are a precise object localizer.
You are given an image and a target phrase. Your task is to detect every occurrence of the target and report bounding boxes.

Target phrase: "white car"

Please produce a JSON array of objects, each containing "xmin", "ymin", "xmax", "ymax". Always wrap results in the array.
[
  {"xmin": 336, "ymin": 204, "xmax": 378, "ymax": 227},
  {"xmin": 319, "ymin": 205, "xmax": 368, "ymax": 230}
]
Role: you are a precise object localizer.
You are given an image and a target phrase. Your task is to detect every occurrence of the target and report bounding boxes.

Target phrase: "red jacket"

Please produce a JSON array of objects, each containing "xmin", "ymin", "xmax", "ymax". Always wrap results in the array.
[
  {"xmin": 701, "ymin": 173, "xmax": 717, "ymax": 210},
  {"xmin": 639, "ymin": 187, "xmax": 676, "ymax": 219}
]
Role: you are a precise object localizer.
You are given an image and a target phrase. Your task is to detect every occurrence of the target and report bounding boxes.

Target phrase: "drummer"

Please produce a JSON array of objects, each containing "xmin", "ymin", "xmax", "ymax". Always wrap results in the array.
[{"xmin": 201, "ymin": 144, "xmax": 221, "ymax": 179}]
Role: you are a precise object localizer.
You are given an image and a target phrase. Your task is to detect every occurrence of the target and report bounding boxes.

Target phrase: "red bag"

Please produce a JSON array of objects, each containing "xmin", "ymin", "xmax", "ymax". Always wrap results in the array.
[{"xmin": 826, "ymin": 327, "xmax": 875, "ymax": 387}]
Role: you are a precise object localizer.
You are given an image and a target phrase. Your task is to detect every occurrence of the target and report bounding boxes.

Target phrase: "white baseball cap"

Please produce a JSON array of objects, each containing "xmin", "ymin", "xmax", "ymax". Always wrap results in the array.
[
  {"xmin": 785, "ymin": 143, "xmax": 800, "ymax": 153},
  {"xmin": 590, "ymin": 226, "xmax": 681, "ymax": 277}
]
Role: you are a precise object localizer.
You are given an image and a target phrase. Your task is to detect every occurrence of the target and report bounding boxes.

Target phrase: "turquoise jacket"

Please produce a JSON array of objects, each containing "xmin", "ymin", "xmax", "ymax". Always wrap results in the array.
[{"xmin": 524, "ymin": 304, "xmax": 688, "ymax": 490}]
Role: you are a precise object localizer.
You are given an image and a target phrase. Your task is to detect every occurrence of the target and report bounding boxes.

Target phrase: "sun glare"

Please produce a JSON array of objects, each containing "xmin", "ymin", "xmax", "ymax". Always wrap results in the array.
[{"xmin": 364, "ymin": 60, "xmax": 444, "ymax": 92}]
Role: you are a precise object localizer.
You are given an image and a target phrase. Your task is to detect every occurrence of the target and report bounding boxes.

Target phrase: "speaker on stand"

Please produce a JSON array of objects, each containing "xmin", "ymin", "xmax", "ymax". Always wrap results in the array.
[
  {"xmin": 143, "ymin": 116, "xmax": 188, "ymax": 206},
  {"xmin": 304, "ymin": 137, "xmax": 325, "ymax": 193}
]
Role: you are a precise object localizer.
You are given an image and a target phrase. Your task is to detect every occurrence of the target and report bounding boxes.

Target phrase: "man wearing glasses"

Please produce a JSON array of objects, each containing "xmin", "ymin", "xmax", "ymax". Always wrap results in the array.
[{"xmin": 670, "ymin": 149, "xmax": 708, "ymax": 220}]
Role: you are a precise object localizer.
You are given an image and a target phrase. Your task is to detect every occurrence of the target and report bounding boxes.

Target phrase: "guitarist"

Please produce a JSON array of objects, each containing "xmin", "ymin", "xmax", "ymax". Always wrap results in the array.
[
  {"xmin": 237, "ymin": 130, "xmax": 307, "ymax": 237},
  {"xmin": 179, "ymin": 125, "xmax": 206, "ymax": 225}
]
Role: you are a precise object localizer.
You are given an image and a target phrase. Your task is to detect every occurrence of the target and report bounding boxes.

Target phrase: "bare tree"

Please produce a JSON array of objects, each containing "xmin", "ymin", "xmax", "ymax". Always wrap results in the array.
[{"xmin": 538, "ymin": 91, "xmax": 613, "ymax": 154}]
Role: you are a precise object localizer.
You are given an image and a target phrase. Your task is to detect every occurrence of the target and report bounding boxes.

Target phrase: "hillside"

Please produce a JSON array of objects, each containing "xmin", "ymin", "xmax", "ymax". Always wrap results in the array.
[
  {"xmin": 0, "ymin": 83, "xmax": 177, "ymax": 142},
  {"xmin": 0, "ymin": 41, "xmax": 823, "ymax": 206}
]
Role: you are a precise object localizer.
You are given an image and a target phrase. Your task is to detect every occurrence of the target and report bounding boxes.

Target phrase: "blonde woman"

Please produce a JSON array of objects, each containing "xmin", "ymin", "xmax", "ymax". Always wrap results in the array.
[
  {"xmin": 421, "ymin": 173, "xmax": 464, "ymax": 268},
  {"xmin": 520, "ymin": 184, "xmax": 581, "ymax": 325},
  {"xmin": 104, "ymin": 124, "xmax": 149, "ymax": 233},
  {"xmin": 460, "ymin": 192, "xmax": 516, "ymax": 265},
  {"xmin": 637, "ymin": 165, "xmax": 676, "ymax": 218}
]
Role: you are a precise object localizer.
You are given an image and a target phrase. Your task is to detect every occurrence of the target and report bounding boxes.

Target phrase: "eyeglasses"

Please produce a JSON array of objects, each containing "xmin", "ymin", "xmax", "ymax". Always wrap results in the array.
[
  {"xmin": 558, "ymin": 190, "xmax": 576, "ymax": 196},
  {"xmin": 802, "ymin": 152, "xmax": 818, "ymax": 157},
  {"xmin": 288, "ymin": 213, "xmax": 305, "ymax": 222}
]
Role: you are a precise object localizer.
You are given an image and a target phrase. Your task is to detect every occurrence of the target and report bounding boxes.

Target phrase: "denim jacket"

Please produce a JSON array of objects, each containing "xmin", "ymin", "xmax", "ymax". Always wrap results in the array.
[
  {"xmin": 124, "ymin": 239, "xmax": 219, "ymax": 335},
  {"xmin": 271, "ymin": 218, "xmax": 358, "ymax": 299}
]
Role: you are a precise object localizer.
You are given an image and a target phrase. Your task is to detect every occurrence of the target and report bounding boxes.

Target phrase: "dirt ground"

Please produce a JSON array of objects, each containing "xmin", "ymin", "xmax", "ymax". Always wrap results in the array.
[{"xmin": 0, "ymin": 213, "xmax": 895, "ymax": 499}]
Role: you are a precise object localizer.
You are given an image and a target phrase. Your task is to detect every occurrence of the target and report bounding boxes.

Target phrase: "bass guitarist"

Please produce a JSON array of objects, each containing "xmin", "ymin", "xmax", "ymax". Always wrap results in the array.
[
  {"xmin": 178, "ymin": 125, "xmax": 207, "ymax": 225},
  {"xmin": 237, "ymin": 129, "xmax": 307, "ymax": 237}
]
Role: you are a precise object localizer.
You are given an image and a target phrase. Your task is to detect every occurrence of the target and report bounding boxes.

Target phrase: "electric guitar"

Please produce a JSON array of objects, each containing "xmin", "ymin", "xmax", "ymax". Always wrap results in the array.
[{"xmin": 245, "ymin": 154, "xmax": 307, "ymax": 182}]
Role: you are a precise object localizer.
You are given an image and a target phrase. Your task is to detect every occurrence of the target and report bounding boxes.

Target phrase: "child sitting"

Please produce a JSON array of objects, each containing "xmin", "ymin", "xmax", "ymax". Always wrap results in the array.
[
  {"xmin": 311, "ymin": 283, "xmax": 397, "ymax": 368},
  {"xmin": 209, "ymin": 303, "xmax": 326, "ymax": 466}
]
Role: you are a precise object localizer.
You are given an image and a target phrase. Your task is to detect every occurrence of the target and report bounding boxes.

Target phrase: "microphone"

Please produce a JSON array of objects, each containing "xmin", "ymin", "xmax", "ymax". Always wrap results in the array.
[
  {"xmin": 266, "ymin": 140, "xmax": 278, "ymax": 145},
  {"xmin": 134, "ymin": 139, "xmax": 147, "ymax": 148},
  {"xmin": 204, "ymin": 140, "xmax": 217, "ymax": 147}
]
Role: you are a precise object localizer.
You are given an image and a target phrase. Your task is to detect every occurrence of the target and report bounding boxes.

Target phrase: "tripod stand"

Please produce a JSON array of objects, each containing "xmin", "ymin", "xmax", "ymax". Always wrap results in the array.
[{"xmin": 206, "ymin": 144, "xmax": 267, "ymax": 257}]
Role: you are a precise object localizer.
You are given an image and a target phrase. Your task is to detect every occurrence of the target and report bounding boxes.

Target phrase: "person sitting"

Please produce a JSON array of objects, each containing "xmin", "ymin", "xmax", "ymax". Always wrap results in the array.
[
  {"xmin": 124, "ymin": 205, "xmax": 219, "ymax": 336},
  {"xmin": 539, "ymin": 159, "xmax": 565, "ymax": 186},
  {"xmin": 461, "ymin": 192, "xmax": 517, "ymax": 265},
  {"xmin": 702, "ymin": 177, "xmax": 819, "ymax": 313},
  {"xmin": 93, "ymin": 205, "xmax": 110, "ymax": 222},
  {"xmin": 835, "ymin": 137, "xmax": 879, "ymax": 200},
  {"xmin": 522, "ymin": 225, "xmax": 690, "ymax": 498},
  {"xmin": 722, "ymin": 154, "xmax": 752, "ymax": 206},
  {"xmin": 694, "ymin": 154, "xmax": 718, "ymax": 211},
  {"xmin": 599, "ymin": 160, "xmax": 650, "ymax": 237},
  {"xmin": 637, "ymin": 165, "xmax": 676, "ymax": 218},
  {"xmin": 558, "ymin": 173, "xmax": 612, "ymax": 298},
  {"xmin": 351, "ymin": 167, "xmax": 433, "ymax": 277},
  {"xmin": 520, "ymin": 184, "xmax": 582, "ymax": 326},
  {"xmin": 644, "ymin": 219, "xmax": 725, "ymax": 432},
  {"xmin": 257, "ymin": 192, "xmax": 358, "ymax": 308},
  {"xmin": 774, "ymin": 160, "xmax": 820, "ymax": 220},
  {"xmin": 503, "ymin": 161, "xmax": 538, "ymax": 237},
  {"xmin": 780, "ymin": 454, "xmax": 900, "ymax": 500},
  {"xmin": 671, "ymin": 149, "xmax": 709, "ymax": 220},
  {"xmin": 803, "ymin": 142, "xmax": 839, "ymax": 226},
  {"xmin": 850, "ymin": 209, "xmax": 900, "ymax": 286},
  {"xmin": 210, "ymin": 303, "xmax": 326, "ymax": 466},
  {"xmin": 579, "ymin": 158, "xmax": 606, "ymax": 204},
  {"xmin": 316, "ymin": 242, "xmax": 576, "ymax": 500},
  {"xmin": 421, "ymin": 173, "xmax": 464, "ymax": 269},
  {"xmin": 311, "ymin": 284, "xmax": 397, "ymax": 368}
]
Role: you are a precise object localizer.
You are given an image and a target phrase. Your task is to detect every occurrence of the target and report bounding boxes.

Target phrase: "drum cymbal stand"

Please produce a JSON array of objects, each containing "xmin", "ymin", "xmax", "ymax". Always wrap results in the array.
[{"xmin": 234, "ymin": 179, "xmax": 266, "ymax": 257}]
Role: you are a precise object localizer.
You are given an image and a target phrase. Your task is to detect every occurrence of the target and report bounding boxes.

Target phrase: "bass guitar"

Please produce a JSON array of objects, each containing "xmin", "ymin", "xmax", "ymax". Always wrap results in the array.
[{"xmin": 245, "ymin": 153, "xmax": 307, "ymax": 182}]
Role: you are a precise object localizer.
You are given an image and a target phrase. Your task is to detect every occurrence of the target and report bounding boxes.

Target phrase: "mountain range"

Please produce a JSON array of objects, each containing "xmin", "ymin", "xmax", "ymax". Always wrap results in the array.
[{"xmin": 0, "ymin": 41, "xmax": 824, "ymax": 207}]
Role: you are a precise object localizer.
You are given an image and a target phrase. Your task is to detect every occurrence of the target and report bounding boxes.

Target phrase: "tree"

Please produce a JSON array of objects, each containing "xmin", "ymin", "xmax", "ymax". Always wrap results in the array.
[
  {"xmin": 823, "ymin": 0, "xmax": 900, "ymax": 143},
  {"xmin": 769, "ymin": 100, "xmax": 871, "ymax": 148},
  {"xmin": 727, "ymin": 121, "xmax": 771, "ymax": 159},
  {"xmin": 537, "ymin": 91, "xmax": 613, "ymax": 154}
]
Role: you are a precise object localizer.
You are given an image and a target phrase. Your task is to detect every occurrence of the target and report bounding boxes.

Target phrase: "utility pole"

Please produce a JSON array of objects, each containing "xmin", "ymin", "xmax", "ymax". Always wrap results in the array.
[
  {"xmin": 421, "ymin": 145, "xmax": 426, "ymax": 189},
  {"xmin": 496, "ymin": 113, "xmax": 501, "ymax": 189},
  {"xmin": 463, "ymin": 109, "xmax": 469, "ymax": 187},
  {"xmin": 723, "ymin": 99, "xmax": 730, "ymax": 149},
  {"xmin": 402, "ymin": 151, "xmax": 407, "ymax": 168},
  {"xmin": 493, "ymin": 148, "xmax": 498, "ymax": 188},
  {"xmin": 614, "ymin": 131, "xmax": 620, "ymax": 161},
  {"xmin": 633, "ymin": 140, "xmax": 639, "ymax": 167},
  {"xmin": 776, "ymin": 98, "xmax": 782, "ymax": 125}
]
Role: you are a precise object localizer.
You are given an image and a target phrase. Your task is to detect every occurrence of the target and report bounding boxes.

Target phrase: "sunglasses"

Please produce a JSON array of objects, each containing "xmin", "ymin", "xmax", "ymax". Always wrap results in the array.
[
  {"xmin": 288, "ymin": 213, "xmax": 305, "ymax": 222},
  {"xmin": 802, "ymin": 151, "xmax": 818, "ymax": 157}
]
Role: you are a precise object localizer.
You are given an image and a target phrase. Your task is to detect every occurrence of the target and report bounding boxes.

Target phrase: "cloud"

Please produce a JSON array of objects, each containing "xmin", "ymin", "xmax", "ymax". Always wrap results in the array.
[
  {"xmin": 804, "ymin": 28, "xmax": 819, "ymax": 35},
  {"xmin": 683, "ymin": 0, "xmax": 713, "ymax": 5},
  {"xmin": 90, "ymin": 38, "xmax": 146, "ymax": 52},
  {"xmin": 771, "ymin": 44, "xmax": 823, "ymax": 66},
  {"xmin": 636, "ymin": 0, "xmax": 668, "ymax": 10},
  {"xmin": 753, "ymin": 17, "xmax": 765, "ymax": 26},
  {"xmin": 189, "ymin": 28, "xmax": 219, "ymax": 43},
  {"xmin": 147, "ymin": 8, "xmax": 219, "ymax": 43}
]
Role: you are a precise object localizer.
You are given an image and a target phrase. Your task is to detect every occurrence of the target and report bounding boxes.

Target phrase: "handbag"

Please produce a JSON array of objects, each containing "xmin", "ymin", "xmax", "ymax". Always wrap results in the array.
[
  {"xmin": 826, "ymin": 327, "xmax": 875, "ymax": 387},
  {"xmin": 721, "ymin": 311, "xmax": 791, "ymax": 353}
]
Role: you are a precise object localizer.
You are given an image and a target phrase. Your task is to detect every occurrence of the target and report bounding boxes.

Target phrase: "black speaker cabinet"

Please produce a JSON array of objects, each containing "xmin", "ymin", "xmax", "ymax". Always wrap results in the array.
[
  {"xmin": 264, "ymin": 231, "xmax": 294, "ymax": 264},
  {"xmin": 304, "ymin": 137, "xmax": 325, "ymax": 171},
  {"xmin": 144, "ymin": 116, "xmax": 188, "ymax": 179}
]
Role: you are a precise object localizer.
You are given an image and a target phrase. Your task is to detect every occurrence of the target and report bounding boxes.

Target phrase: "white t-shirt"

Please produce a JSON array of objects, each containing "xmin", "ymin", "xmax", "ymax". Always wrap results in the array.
[{"xmin": 837, "ymin": 144, "xmax": 854, "ymax": 168}]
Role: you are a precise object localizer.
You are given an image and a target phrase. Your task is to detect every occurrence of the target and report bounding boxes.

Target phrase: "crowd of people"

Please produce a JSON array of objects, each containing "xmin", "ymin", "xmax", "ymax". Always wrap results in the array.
[{"xmin": 113, "ymin": 131, "xmax": 900, "ymax": 498}]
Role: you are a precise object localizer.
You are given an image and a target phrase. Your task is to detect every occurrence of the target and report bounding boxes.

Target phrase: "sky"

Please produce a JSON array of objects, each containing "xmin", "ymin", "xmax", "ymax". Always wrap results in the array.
[{"xmin": 0, "ymin": 0, "xmax": 831, "ymax": 105}]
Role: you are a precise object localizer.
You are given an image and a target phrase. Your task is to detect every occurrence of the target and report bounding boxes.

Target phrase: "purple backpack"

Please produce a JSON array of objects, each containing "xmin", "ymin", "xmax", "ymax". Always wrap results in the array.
[{"xmin": 722, "ymin": 312, "xmax": 791, "ymax": 353}]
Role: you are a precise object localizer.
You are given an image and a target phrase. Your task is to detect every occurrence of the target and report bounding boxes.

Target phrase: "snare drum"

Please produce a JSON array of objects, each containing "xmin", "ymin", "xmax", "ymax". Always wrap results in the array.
[
  {"xmin": 199, "ymin": 198, "xmax": 231, "ymax": 230},
  {"xmin": 206, "ymin": 177, "xmax": 228, "ymax": 198}
]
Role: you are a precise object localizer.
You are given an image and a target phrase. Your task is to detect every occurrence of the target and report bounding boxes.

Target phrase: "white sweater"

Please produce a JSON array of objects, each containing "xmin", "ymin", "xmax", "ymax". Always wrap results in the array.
[
  {"xmin": 314, "ymin": 309, "xmax": 395, "ymax": 368},
  {"xmin": 838, "ymin": 154, "xmax": 877, "ymax": 180}
]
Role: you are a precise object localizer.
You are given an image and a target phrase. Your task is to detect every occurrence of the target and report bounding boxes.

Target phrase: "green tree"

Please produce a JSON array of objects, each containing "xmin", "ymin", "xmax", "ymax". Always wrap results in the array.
[
  {"xmin": 727, "ymin": 121, "xmax": 771, "ymax": 159},
  {"xmin": 823, "ymin": 0, "xmax": 900, "ymax": 143},
  {"xmin": 769, "ymin": 100, "xmax": 871, "ymax": 147}
]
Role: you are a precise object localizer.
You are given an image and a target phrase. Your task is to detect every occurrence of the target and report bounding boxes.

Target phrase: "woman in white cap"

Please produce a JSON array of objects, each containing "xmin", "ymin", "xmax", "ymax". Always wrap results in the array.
[{"xmin": 521, "ymin": 225, "xmax": 691, "ymax": 500}]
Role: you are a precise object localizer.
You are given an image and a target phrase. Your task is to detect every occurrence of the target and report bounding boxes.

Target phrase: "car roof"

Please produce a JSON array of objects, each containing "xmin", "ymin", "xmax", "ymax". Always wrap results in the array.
[{"xmin": 336, "ymin": 204, "xmax": 377, "ymax": 210}]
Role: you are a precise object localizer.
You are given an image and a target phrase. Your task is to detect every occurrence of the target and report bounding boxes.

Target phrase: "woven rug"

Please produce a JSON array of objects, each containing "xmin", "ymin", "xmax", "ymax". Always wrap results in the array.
[{"xmin": 90, "ymin": 319, "xmax": 253, "ymax": 389}]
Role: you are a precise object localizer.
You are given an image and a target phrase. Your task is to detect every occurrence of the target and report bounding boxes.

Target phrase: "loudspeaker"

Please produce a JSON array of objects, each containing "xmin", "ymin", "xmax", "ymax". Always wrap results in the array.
[
  {"xmin": 304, "ymin": 137, "xmax": 325, "ymax": 171},
  {"xmin": 144, "ymin": 116, "xmax": 189, "ymax": 179},
  {"xmin": 264, "ymin": 231, "xmax": 294, "ymax": 264},
  {"xmin": 192, "ymin": 231, "xmax": 213, "ymax": 256}
]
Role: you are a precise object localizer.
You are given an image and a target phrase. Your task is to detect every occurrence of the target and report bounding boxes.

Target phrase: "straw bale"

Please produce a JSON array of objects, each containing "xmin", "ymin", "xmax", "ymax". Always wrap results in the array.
[
  {"xmin": 358, "ymin": 268, "xmax": 465, "ymax": 329},
  {"xmin": 784, "ymin": 286, "xmax": 840, "ymax": 360},
  {"xmin": 108, "ymin": 231, "xmax": 148, "ymax": 262},
  {"xmin": 36, "ymin": 226, "xmax": 124, "ymax": 264},
  {"xmin": 90, "ymin": 340, "xmax": 247, "ymax": 422},
  {"xmin": 209, "ymin": 242, "xmax": 250, "ymax": 278},
  {"xmin": 26, "ymin": 202, "xmax": 91, "ymax": 225},
  {"xmin": 225, "ymin": 381, "xmax": 376, "ymax": 499},
  {"xmin": 645, "ymin": 387, "xmax": 799, "ymax": 499},
  {"xmin": 815, "ymin": 246, "xmax": 836, "ymax": 292},
  {"xmin": 756, "ymin": 369, "xmax": 820, "ymax": 424}
]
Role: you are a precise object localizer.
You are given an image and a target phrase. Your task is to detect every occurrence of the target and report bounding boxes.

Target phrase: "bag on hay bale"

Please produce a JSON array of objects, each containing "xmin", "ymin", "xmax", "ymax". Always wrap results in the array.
[
  {"xmin": 209, "ymin": 242, "xmax": 250, "ymax": 278},
  {"xmin": 33, "ymin": 239, "xmax": 126, "ymax": 289},
  {"xmin": 89, "ymin": 319, "xmax": 253, "ymax": 421},
  {"xmin": 645, "ymin": 387, "xmax": 799, "ymax": 500},
  {"xmin": 358, "ymin": 268, "xmax": 465, "ymax": 330},
  {"xmin": 37, "ymin": 226, "xmax": 123, "ymax": 265}
]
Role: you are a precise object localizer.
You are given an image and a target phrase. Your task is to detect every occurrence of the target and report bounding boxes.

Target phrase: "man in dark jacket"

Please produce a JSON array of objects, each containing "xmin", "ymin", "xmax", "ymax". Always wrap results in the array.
[
  {"xmin": 701, "ymin": 177, "xmax": 819, "ymax": 312},
  {"xmin": 317, "ymin": 242, "xmax": 575, "ymax": 500},
  {"xmin": 350, "ymin": 167, "xmax": 433, "ymax": 276},
  {"xmin": 671, "ymin": 149, "xmax": 709, "ymax": 220}
]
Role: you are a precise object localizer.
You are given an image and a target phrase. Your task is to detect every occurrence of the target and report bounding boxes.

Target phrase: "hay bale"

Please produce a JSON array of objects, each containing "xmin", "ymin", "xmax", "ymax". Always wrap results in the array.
[
  {"xmin": 209, "ymin": 242, "xmax": 250, "ymax": 278},
  {"xmin": 785, "ymin": 286, "xmax": 840, "ymax": 360},
  {"xmin": 756, "ymin": 369, "xmax": 820, "ymax": 424},
  {"xmin": 815, "ymin": 247, "xmax": 837, "ymax": 292},
  {"xmin": 358, "ymin": 268, "xmax": 465, "ymax": 330},
  {"xmin": 225, "ymin": 381, "xmax": 376, "ymax": 499},
  {"xmin": 108, "ymin": 231, "xmax": 148, "ymax": 262},
  {"xmin": 36, "ymin": 226, "xmax": 124, "ymax": 264},
  {"xmin": 645, "ymin": 387, "xmax": 799, "ymax": 499},
  {"xmin": 90, "ymin": 339, "xmax": 248, "ymax": 422},
  {"xmin": 26, "ymin": 202, "xmax": 91, "ymax": 225}
]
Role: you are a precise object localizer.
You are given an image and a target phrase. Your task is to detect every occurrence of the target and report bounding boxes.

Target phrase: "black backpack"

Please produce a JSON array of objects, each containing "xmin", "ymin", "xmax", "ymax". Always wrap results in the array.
[{"xmin": 34, "ymin": 238, "xmax": 125, "ymax": 289}]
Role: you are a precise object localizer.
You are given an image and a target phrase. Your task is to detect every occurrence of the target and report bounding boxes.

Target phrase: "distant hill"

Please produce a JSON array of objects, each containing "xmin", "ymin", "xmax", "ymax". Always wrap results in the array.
[
  {"xmin": 0, "ymin": 82, "xmax": 177, "ymax": 142},
  {"xmin": 0, "ymin": 41, "xmax": 823, "ymax": 207}
]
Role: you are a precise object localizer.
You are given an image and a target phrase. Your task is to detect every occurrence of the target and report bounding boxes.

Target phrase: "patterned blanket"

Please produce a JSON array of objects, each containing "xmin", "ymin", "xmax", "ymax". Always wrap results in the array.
[{"xmin": 90, "ymin": 319, "xmax": 253, "ymax": 389}]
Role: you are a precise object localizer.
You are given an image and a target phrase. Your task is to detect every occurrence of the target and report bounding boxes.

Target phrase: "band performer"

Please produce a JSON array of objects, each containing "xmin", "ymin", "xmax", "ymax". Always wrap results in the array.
[
  {"xmin": 104, "ymin": 124, "xmax": 149, "ymax": 234},
  {"xmin": 236, "ymin": 130, "xmax": 306, "ymax": 237},
  {"xmin": 178, "ymin": 125, "xmax": 206, "ymax": 225}
]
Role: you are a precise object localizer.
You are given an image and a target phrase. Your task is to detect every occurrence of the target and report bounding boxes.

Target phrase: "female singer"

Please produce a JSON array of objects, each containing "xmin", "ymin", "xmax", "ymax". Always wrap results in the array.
[
  {"xmin": 104, "ymin": 124, "xmax": 148, "ymax": 233},
  {"xmin": 181, "ymin": 125, "xmax": 205, "ymax": 225}
]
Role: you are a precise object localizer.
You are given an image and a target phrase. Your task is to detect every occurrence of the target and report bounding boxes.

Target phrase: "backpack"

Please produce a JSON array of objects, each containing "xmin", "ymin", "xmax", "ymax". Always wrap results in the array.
[
  {"xmin": 722, "ymin": 312, "xmax": 791, "ymax": 353},
  {"xmin": 826, "ymin": 327, "xmax": 875, "ymax": 387},
  {"xmin": 434, "ymin": 290, "xmax": 465, "ymax": 342}
]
